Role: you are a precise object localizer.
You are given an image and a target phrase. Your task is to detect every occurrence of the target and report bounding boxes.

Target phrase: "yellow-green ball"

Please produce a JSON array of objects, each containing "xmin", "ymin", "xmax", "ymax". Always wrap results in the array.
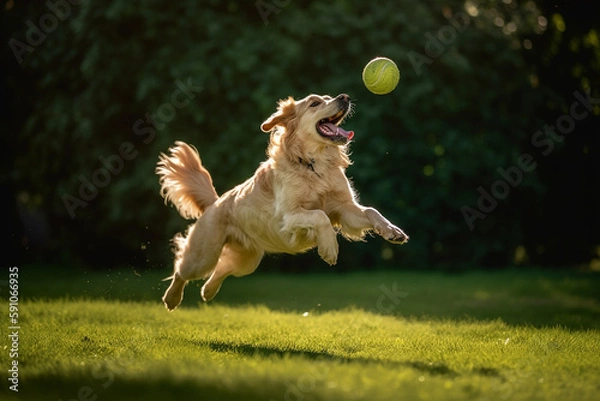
[{"xmin": 362, "ymin": 57, "xmax": 400, "ymax": 95}]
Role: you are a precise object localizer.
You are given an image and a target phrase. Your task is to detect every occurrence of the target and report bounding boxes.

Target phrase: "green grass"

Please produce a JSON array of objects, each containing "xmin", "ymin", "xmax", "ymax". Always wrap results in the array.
[{"xmin": 1, "ymin": 267, "xmax": 599, "ymax": 400}]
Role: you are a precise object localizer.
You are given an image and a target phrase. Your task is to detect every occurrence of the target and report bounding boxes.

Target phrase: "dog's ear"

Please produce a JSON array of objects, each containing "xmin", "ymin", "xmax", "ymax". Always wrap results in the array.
[{"xmin": 260, "ymin": 97, "xmax": 296, "ymax": 132}]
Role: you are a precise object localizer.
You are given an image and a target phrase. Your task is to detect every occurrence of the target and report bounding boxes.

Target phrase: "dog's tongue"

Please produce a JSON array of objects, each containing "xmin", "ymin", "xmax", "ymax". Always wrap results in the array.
[{"xmin": 321, "ymin": 122, "xmax": 354, "ymax": 140}]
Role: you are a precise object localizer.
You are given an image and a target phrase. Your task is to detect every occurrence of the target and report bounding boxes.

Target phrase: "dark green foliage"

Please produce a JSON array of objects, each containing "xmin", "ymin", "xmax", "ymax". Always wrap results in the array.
[{"xmin": 4, "ymin": 0, "xmax": 599, "ymax": 270}]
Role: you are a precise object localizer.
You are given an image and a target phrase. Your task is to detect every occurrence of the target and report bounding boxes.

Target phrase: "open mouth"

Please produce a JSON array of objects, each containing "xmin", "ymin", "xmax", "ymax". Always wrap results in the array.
[{"xmin": 316, "ymin": 106, "xmax": 354, "ymax": 143}]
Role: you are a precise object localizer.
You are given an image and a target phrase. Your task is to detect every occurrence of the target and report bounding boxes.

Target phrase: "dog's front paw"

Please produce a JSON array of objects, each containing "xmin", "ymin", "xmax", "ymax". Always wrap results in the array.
[
  {"xmin": 318, "ymin": 242, "xmax": 339, "ymax": 266},
  {"xmin": 378, "ymin": 224, "xmax": 409, "ymax": 245}
]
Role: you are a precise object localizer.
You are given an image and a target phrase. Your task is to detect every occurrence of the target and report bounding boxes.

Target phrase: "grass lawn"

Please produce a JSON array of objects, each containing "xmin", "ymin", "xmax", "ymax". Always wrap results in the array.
[{"xmin": 1, "ymin": 266, "xmax": 599, "ymax": 400}]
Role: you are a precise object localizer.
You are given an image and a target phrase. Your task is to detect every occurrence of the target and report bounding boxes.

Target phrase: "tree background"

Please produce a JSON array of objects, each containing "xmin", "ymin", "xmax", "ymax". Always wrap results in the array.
[{"xmin": 2, "ymin": 0, "xmax": 599, "ymax": 272}]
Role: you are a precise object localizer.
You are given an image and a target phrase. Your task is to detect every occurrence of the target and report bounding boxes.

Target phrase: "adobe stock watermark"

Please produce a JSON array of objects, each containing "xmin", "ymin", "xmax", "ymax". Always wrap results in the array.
[
  {"xmin": 461, "ymin": 89, "xmax": 599, "ymax": 231},
  {"xmin": 8, "ymin": 0, "xmax": 87, "ymax": 65},
  {"xmin": 269, "ymin": 364, "xmax": 330, "ymax": 401},
  {"xmin": 61, "ymin": 78, "xmax": 203, "ymax": 219},
  {"xmin": 377, "ymin": 282, "xmax": 409, "ymax": 314},
  {"xmin": 58, "ymin": 359, "xmax": 129, "ymax": 401},
  {"xmin": 255, "ymin": 0, "xmax": 291, "ymax": 25},
  {"xmin": 407, "ymin": 11, "xmax": 470, "ymax": 76},
  {"xmin": 6, "ymin": 266, "xmax": 20, "ymax": 393}
]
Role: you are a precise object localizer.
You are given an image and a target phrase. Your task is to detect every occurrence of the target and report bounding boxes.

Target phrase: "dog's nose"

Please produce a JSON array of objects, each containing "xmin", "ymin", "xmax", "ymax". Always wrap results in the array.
[{"xmin": 337, "ymin": 94, "xmax": 350, "ymax": 102}]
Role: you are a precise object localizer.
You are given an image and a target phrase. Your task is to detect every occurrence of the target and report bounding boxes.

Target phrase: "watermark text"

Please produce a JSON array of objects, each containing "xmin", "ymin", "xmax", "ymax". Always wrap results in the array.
[{"xmin": 7, "ymin": 266, "xmax": 20, "ymax": 393}]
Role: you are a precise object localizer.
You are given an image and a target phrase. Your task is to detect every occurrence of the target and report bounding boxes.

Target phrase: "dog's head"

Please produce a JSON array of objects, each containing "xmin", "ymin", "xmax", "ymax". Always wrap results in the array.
[{"xmin": 260, "ymin": 94, "xmax": 354, "ymax": 145}]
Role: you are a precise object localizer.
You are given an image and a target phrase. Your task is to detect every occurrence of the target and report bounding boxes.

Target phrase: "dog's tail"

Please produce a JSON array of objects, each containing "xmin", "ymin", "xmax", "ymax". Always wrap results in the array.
[{"xmin": 156, "ymin": 141, "xmax": 219, "ymax": 219}]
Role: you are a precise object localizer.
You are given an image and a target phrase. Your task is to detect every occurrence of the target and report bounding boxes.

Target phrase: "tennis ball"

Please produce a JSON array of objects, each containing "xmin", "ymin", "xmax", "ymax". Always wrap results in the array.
[{"xmin": 362, "ymin": 57, "xmax": 400, "ymax": 95}]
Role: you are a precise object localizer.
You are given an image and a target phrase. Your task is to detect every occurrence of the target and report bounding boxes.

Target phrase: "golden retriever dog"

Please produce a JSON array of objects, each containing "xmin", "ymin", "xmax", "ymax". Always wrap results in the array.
[{"xmin": 157, "ymin": 93, "xmax": 408, "ymax": 311}]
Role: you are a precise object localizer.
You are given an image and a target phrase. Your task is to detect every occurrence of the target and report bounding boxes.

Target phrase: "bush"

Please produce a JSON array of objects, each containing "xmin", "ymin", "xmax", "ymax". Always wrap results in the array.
[{"xmin": 4, "ymin": 0, "xmax": 594, "ymax": 270}]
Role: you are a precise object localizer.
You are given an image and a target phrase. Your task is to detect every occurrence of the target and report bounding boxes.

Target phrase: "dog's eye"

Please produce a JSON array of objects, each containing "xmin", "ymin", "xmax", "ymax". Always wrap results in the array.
[{"xmin": 309, "ymin": 101, "xmax": 321, "ymax": 107}]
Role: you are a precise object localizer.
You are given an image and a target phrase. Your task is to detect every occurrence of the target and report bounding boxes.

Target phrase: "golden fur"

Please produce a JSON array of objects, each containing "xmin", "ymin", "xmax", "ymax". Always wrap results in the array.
[{"xmin": 157, "ymin": 94, "xmax": 408, "ymax": 310}]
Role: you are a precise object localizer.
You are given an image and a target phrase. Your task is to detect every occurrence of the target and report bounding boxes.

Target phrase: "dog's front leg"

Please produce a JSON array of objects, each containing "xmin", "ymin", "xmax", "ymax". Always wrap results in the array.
[
  {"xmin": 363, "ymin": 207, "xmax": 409, "ymax": 244},
  {"xmin": 282, "ymin": 210, "xmax": 339, "ymax": 265},
  {"xmin": 336, "ymin": 203, "xmax": 409, "ymax": 244}
]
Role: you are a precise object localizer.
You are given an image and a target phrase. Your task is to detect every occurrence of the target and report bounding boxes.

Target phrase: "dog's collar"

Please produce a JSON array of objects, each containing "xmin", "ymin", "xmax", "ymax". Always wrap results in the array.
[{"xmin": 298, "ymin": 157, "xmax": 318, "ymax": 175}]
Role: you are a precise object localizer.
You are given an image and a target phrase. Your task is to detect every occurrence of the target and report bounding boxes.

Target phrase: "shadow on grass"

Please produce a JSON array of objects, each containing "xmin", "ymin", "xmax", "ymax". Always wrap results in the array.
[
  {"xmin": 12, "ymin": 375, "xmax": 284, "ymax": 401},
  {"xmin": 11, "ymin": 343, "xmax": 504, "ymax": 401},
  {"xmin": 202, "ymin": 339, "xmax": 503, "ymax": 379}
]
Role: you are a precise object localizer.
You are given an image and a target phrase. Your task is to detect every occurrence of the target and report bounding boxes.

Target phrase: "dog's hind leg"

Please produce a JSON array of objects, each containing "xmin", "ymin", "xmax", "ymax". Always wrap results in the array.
[
  {"xmin": 162, "ymin": 208, "xmax": 226, "ymax": 311},
  {"xmin": 201, "ymin": 242, "xmax": 263, "ymax": 302},
  {"xmin": 162, "ymin": 273, "xmax": 187, "ymax": 311}
]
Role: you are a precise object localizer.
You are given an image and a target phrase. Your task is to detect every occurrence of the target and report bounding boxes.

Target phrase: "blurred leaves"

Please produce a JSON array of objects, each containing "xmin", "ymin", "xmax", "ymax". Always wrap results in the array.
[{"xmin": 3, "ymin": 0, "xmax": 598, "ymax": 269}]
